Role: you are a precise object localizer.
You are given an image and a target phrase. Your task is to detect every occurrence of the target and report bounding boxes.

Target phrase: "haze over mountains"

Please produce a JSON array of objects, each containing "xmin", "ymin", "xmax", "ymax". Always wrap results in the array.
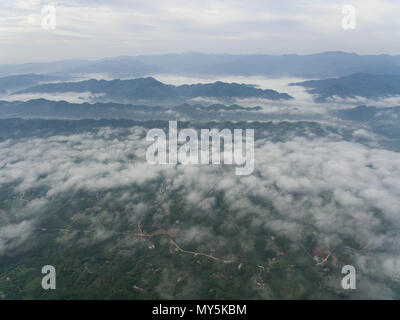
[
  {"xmin": 290, "ymin": 74, "xmax": 400, "ymax": 101},
  {"xmin": 0, "ymin": 74, "xmax": 65, "ymax": 94},
  {"xmin": 2, "ymin": 52, "xmax": 400, "ymax": 79},
  {"xmin": 0, "ymin": 99, "xmax": 299, "ymax": 122},
  {"xmin": 2, "ymin": 0, "xmax": 400, "ymax": 301},
  {"xmin": 2, "ymin": 51, "xmax": 400, "ymax": 300},
  {"xmin": 2, "ymin": 52, "xmax": 400, "ymax": 106},
  {"xmin": 15, "ymin": 77, "xmax": 293, "ymax": 104}
]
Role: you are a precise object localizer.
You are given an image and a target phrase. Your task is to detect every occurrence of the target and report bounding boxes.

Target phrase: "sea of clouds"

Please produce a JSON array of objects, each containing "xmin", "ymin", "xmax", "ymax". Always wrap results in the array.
[{"xmin": 0, "ymin": 122, "xmax": 399, "ymax": 298}]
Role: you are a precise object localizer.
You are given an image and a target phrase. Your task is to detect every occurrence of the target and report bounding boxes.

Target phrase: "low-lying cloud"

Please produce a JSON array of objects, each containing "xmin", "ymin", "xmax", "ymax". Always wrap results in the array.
[{"xmin": 1, "ymin": 122, "xmax": 400, "ymax": 298}]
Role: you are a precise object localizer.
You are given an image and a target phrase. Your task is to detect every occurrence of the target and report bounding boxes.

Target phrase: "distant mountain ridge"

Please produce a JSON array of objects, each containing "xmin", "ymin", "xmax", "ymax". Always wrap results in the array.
[
  {"xmin": 65, "ymin": 57, "xmax": 162, "ymax": 76},
  {"xmin": 290, "ymin": 73, "xmax": 400, "ymax": 101},
  {"xmin": 16, "ymin": 77, "xmax": 293, "ymax": 102},
  {"xmin": 0, "ymin": 98, "xmax": 264, "ymax": 121},
  {"xmin": 335, "ymin": 105, "xmax": 400, "ymax": 121},
  {"xmin": 0, "ymin": 74, "xmax": 64, "ymax": 94},
  {"xmin": 2, "ymin": 52, "xmax": 400, "ymax": 78}
]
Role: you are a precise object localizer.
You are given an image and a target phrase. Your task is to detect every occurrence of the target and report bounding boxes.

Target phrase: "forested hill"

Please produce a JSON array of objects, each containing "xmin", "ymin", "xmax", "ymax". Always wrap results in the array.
[{"xmin": 17, "ymin": 77, "xmax": 293, "ymax": 101}]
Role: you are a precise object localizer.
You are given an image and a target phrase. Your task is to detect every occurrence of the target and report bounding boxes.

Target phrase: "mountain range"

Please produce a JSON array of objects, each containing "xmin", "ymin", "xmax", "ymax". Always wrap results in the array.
[
  {"xmin": 290, "ymin": 73, "xmax": 400, "ymax": 101},
  {"xmin": 15, "ymin": 77, "xmax": 293, "ymax": 103},
  {"xmin": 2, "ymin": 52, "xmax": 400, "ymax": 78},
  {"xmin": 0, "ymin": 74, "xmax": 64, "ymax": 94},
  {"xmin": 335, "ymin": 105, "xmax": 400, "ymax": 121},
  {"xmin": 0, "ymin": 99, "xmax": 267, "ymax": 121}
]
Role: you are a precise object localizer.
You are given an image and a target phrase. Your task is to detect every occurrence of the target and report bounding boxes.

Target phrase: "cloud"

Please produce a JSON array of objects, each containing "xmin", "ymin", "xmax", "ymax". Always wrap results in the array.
[
  {"xmin": 1, "ymin": 91, "xmax": 105, "ymax": 103},
  {"xmin": 149, "ymin": 74, "xmax": 400, "ymax": 115},
  {"xmin": 1, "ymin": 0, "xmax": 400, "ymax": 63},
  {"xmin": 0, "ymin": 220, "xmax": 33, "ymax": 255},
  {"xmin": 1, "ymin": 121, "xmax": 400, "ymax": 297}
]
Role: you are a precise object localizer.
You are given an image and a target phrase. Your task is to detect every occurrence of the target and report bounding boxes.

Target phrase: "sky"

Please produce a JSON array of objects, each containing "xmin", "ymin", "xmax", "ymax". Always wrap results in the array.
[{"xmin": 0, "ymin": 0, "xmax": 400, "ymax": 64}]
